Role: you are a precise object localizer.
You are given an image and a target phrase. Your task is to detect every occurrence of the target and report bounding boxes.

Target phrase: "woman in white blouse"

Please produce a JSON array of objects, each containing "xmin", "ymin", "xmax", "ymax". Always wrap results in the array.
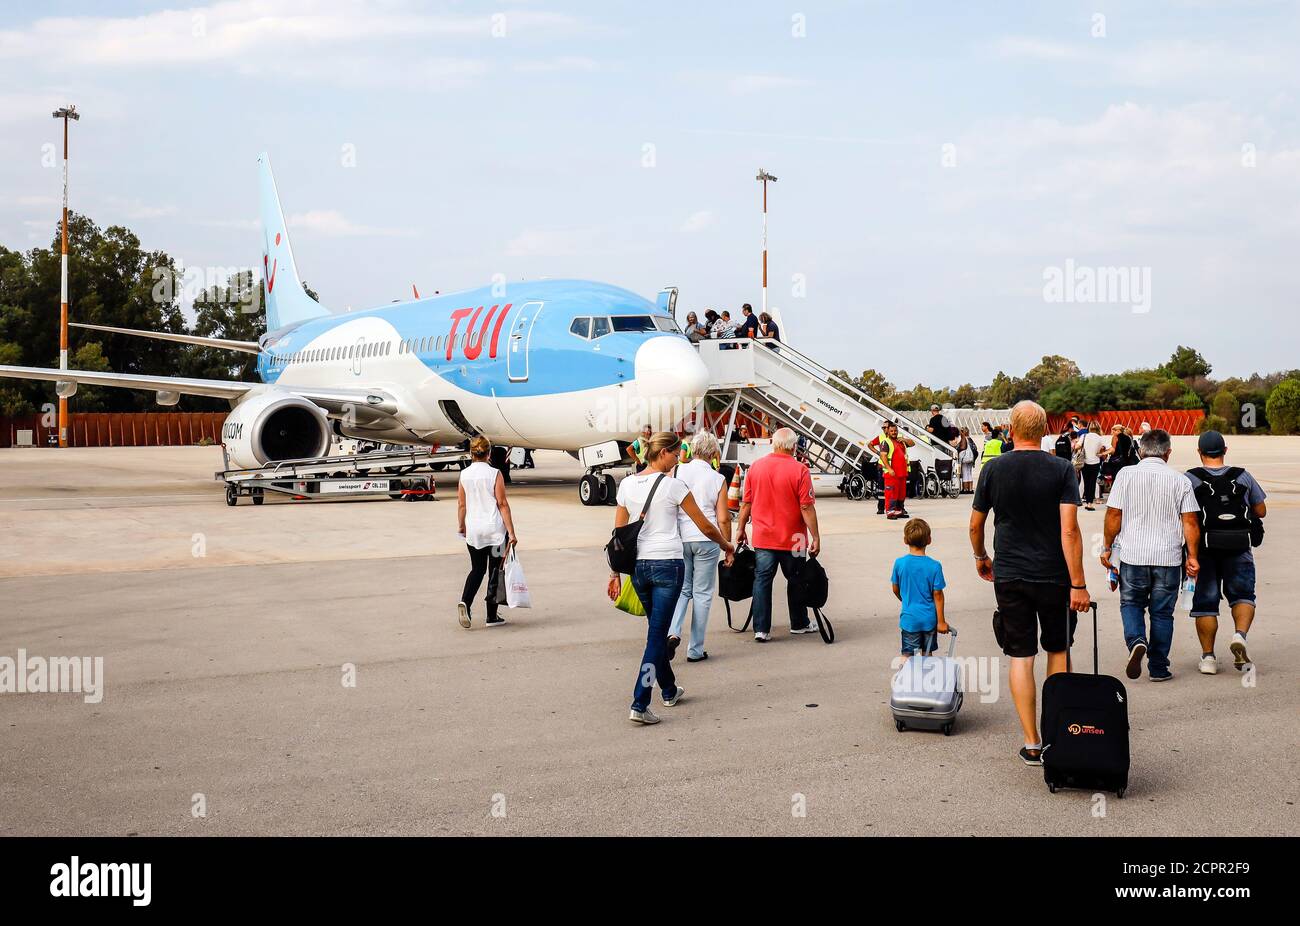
[
  {"xmin": 609, "ymin": 432, "xmax": 734, "ymax": 725},
  {"xmin": 457, "ymin": 436, "xmax": 517, "ymax": 629}
]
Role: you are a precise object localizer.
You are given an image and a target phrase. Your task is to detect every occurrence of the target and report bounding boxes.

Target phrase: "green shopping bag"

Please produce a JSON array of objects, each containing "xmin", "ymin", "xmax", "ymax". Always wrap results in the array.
[{"xmin": 613, "ymin": 576, "xmax": 646, "ymax": 616}]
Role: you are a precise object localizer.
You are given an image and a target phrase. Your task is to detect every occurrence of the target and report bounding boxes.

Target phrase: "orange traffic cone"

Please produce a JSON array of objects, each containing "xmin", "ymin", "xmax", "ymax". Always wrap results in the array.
[{"xmin": 727, "ymin": 465, "xmax": 744, "ymax": 513}]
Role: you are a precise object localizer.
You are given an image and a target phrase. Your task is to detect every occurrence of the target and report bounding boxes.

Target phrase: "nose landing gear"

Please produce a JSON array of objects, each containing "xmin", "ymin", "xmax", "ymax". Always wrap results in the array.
[{"xmin": 579, "ymin": 470, "xmax": 619, "ymax": 506}]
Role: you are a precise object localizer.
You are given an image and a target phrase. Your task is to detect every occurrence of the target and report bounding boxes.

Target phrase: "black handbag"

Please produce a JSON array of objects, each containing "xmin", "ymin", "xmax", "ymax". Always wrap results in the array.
[
  {"xmin": 789, "ymin": 555, "xmax": 835, "ymax": 644},
  {"xmin": 718, "ymin": 544, "xmax": 757, "ymax": 632},
  {"xmin": 604, "ymin": 473, "xmax": 665, "ymax": 574}
]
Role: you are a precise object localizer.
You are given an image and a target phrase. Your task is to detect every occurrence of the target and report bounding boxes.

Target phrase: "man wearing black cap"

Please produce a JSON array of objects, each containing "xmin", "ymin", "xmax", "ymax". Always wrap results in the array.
[{"xmin": 1185, "ymin": 431, "xmax": 1267, "ymax": 675}]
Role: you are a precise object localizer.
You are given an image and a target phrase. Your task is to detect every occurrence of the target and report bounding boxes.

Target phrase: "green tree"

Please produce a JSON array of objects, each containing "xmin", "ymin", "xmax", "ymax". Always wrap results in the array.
[
  {"xmin": 1265, "ymin": 379, "xmax": 1300, "ymax": 434},
  {"xmin": 832, "ymin": 368, "xmax": 895, "ymax": 404},
  {"xmin": 1210, "ymin": 389, "xmax": 1239, "ymax": 432},
  {"xmin": 1024, "ymin": 354, "xmax": 1080, "ymax": 395},
  {"xmin": 181, "ymin": 271, "xmax": 266, "ymax": 387},
  {"xmin": 0, "ymin": 213, "xmax": 186, "ymax": 412},
  {"xmin": 1164, "ymin": 345, "xmax": 1212, "ymax": 380}
]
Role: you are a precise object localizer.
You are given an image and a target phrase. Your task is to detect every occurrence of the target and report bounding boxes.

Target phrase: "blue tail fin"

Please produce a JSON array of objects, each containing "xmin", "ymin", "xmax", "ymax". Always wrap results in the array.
[{"xmin": 258, "ymin": 152, "xmax": 330, "ymax": 332}]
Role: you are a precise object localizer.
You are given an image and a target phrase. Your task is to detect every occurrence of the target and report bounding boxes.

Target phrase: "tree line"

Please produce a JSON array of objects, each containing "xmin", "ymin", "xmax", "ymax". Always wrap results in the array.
[{"xmin": 833, "ymin": 347, "xmax": 1300, "ymax": 435}]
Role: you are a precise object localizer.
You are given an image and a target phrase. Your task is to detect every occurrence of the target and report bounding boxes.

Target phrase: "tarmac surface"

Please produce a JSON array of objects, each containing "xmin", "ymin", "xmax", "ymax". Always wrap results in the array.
[{"xmin": 1, "ymin": 437, "xmax": 1296, "ymax": 835}]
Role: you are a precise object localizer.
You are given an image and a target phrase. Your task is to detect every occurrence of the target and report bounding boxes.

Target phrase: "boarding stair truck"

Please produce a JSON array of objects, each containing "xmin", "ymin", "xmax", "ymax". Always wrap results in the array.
[
  {"xmin": 215, "ymin": 444, "xmax": 470, "ymax": 505},
  {"xmin": 696, "ymin": 338, "xmax": 960, "ymax": 500}
]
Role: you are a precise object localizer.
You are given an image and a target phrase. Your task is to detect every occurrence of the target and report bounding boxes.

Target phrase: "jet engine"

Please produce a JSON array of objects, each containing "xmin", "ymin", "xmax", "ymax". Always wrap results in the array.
[{"xmin": 220, "ymin": 391, "xmax": 331, "ymax": 469}]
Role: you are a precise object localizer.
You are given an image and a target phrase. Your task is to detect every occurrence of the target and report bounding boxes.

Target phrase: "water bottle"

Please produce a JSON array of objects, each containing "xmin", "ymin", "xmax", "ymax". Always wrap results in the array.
[
  {"xmin": 1178, "ymin": 577, "xmax": 1196, "ymax": 611},
  {"xmin": 1108, "ymin": 567, "xmax": 1119, "ymax": 592}
]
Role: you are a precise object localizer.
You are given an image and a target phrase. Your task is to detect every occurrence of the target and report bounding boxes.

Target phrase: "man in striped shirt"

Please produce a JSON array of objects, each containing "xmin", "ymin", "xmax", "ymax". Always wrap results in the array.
[{"xmin": 1099, "ymin": 429, "xmax": 1201, "ymax": 681}]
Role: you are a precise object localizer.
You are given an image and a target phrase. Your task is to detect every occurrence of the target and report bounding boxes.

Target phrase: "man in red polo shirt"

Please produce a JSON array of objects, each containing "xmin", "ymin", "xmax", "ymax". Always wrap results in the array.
[
  {"xmin": 735, "ymin": 427, "xmax": 822, "ymax": 641},
  {"xmin": 868, "ymin": 420, "xmax": 914, "ymax": 520}
]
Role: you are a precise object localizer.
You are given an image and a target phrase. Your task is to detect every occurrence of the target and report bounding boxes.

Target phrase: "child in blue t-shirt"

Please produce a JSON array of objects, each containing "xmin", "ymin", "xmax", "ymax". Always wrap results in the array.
[{"xmin": 890, "ymin": 518, "xmax": 950, "ymax": 659}]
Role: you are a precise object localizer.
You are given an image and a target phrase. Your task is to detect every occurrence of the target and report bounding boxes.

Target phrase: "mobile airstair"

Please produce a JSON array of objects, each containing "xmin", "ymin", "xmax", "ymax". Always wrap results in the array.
[
  {"xmin": 216, "ymin": 445, "xmax": 470, "ymax": 506},
  {"xmin": 696, "ymin": 338, "xmax": 960, "ymax": 498}
]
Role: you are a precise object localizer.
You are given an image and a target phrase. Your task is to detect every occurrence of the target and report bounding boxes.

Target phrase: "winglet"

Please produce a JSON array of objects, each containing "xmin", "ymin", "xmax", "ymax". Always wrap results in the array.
[{"xmin": 257, "ymin": 152, "xmax": 330, "ymax": 332}]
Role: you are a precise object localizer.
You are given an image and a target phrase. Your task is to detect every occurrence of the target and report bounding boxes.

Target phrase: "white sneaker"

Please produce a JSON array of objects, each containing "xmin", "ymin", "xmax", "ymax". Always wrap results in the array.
[
  {"xmin": 754, "ymin": 631, "xmax": 771, "ymax": 643},
  {"xmin": 790, "ymin": 621, "xmax": 819, "ymax": 635},
  {"xmin": 457, "ymin": 601, "xmax": 471, "ymax": 629},
  {"xmin": 663, "ymin": 686, "xmax": 685, "ymax": 707},
  {"xmin": 1199, "ymin": 654, "xmax": 1218, "ymax": 675},
  {"xmin": 1230, "ymin": 633, "xmax": 1251, "ymax": 670},
  {"xmin": 628, "ymin": 707, "xmax": 661, "ymax": 725}
]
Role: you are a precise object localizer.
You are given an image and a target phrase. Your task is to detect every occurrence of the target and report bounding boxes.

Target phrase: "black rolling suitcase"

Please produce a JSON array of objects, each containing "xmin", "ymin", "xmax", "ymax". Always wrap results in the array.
[{"xmin": 1041, "ymin": 603, "xmax": 1130, "ymax": 798}]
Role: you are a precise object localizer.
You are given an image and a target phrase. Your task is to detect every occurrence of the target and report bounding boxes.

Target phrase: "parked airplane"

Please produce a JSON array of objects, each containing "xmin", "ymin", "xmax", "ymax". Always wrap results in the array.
[{"xmin": 0, "ymin": 154, "xmax": 710, "ymax": 504}]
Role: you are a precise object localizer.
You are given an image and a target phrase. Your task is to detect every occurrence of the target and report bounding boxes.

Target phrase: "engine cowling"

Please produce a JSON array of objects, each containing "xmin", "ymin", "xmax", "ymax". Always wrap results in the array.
[{"xmin": 221, "ymin": 391, "xmax": 332, "ymax": 469}]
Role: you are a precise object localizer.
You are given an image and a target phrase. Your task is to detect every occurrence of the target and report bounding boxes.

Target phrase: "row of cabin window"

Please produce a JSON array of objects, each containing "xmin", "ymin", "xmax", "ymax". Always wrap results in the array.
[
  {"xmin": 273, "ymin": 332, "xmax": 482, "ymax": 367},
  {"xmin": 274, "ymin": 341, "xmax": 392, "ymax": 366}
]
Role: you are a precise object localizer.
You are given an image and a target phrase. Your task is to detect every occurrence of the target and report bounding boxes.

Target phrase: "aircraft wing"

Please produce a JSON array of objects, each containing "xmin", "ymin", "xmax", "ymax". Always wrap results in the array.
[
  {"xmin": 0, "ymin": 365, "xmax": 251, "ymax": 400},
  {"xmin": 70, "ymin": 322, "xmax": 261, "ymax": 354},
  {"xmin": 0, "ymin": 365, "xmax": 399, "ymax": 416}
]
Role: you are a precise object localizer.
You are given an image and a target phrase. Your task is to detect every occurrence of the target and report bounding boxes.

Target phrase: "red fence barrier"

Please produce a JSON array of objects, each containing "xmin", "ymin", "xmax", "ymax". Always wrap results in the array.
[
  {"xmin": 1, "ymin": 412, "xmax": 227, "ymax": 448},
  {"xmin": 1046, "ymin": 410, "xmax": 1205, "ymax": 436}
]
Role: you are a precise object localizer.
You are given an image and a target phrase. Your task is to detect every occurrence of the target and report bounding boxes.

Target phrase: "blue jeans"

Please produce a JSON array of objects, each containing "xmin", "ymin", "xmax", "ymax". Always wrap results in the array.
[
  {"xmin": 900, "ymin": 629, "xmax": 937, "ymax": 655},
  {"xmin": 630, "ymin": 559, "xmax": 685, "ymax": 711},
  {"xmin": 669, "ymin": 541, "xmax": 720, "ymax": 659},
  {"xmin": 752, "ymin": 548, "xmax": 811, "ymax": 635},
  {"xmin": 1119, "ymin": 563, "xmax": 1180, "ymax": 675}
]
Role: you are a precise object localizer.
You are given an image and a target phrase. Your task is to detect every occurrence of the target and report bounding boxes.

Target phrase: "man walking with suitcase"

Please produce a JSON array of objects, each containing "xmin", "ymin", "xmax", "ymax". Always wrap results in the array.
[
  {"xmin": 1099, "ymin": 428, "xmax": 1201, "ymax": 681},
  {"xmin": 969, "ymin": 401, "xmax": 1090, "ymax": 766}
]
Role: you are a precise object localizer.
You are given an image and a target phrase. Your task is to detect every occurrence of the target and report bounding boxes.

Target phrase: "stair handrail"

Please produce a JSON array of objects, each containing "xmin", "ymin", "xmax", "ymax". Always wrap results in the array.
[{"xmin": 741, "ymin": 338, "xmax": 957, "ymax": 459}]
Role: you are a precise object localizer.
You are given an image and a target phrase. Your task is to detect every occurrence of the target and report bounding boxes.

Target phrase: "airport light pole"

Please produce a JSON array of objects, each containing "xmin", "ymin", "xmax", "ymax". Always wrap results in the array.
[
  {"xmin": 756, "ymin": 168, "xmax": 777, "ymax": 315},
  {"xmin": 52, "ymin": 104, "xmax": 80, "ymax": 448}
]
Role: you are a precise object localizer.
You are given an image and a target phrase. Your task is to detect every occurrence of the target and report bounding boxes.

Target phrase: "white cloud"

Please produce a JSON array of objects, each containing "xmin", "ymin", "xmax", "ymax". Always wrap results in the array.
[
  {"xmin": 0, "ymin": 1, "xmax": 599, "ymax": 87},
  {"xmin": 680, "ymin": 210, "xmax": 716, "ymax": 233},
  {"xmin": 504, "ymin": 227, "xmax": 604, "ymax": 257},
  {"xmin": 287, "ymin": 209, "xmax": 414, "ymax": 238}
]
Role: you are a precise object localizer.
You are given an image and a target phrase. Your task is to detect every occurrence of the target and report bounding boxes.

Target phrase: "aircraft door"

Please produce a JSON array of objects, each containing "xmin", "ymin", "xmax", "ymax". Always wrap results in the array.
[
  {"xmin": 506, "ymin": 302, "xmax": 544, "ymax": 382},
  {"xmin": 352, "ymin": 337, "xmax": 365, "ymax": 377}
]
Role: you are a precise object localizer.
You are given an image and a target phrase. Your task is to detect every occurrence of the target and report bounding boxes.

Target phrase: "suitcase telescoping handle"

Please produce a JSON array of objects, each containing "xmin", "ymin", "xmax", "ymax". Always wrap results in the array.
[
  {"xmin": 1064, "ymin": 602, "xmax": 1100, "ymax": 675},
  {"xmin": 944, "ymin": 626, "xmax": 957, "ymax": 659}
]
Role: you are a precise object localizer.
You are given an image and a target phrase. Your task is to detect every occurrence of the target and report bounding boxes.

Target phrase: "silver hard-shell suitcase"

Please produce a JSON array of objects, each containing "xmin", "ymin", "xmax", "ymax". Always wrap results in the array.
[{"xmin": 890, "ymin": 629, "xmax": 963, "ymax": 735}]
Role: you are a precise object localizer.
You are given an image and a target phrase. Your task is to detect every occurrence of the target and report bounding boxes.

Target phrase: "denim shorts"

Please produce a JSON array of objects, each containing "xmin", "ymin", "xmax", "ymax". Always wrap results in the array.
[
  {"xmin": 1191, "ymin": 548, "xmax": 1256, "ymax": 617},
  {"xmin": 900, "ymin": 629, "xmax": 937, "ymax": 655}
]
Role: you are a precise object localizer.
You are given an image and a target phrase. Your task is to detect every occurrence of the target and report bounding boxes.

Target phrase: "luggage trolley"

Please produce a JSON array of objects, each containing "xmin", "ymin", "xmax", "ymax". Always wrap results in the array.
[{"xmin": 217, "ymin": 445, "xmax": 469, "ymax": 505}]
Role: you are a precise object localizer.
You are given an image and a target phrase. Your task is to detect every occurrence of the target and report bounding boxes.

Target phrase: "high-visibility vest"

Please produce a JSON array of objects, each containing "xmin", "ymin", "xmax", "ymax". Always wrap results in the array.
[
  {"xmin": 875, "ymin": 433, "xmax": 906, "ymax": 474},
  {"xmin": 982, "ymin": 437, "xmax": 1003, "ymax": 462}
]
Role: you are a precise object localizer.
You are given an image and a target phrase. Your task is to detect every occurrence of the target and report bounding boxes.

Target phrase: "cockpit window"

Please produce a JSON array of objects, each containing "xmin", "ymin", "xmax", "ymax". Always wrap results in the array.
[
  {"xmin": 569, "ymin": 317, "xmax": 591, "ymax": 339},
  {"xmin": 591, "ymin": 316, "xmax": 611, "ymax": 338},
  {"xmin": 610, "ymin": 315, "xmax": 657, "ymax": 333},
  {"xmin": 652, "ymin": 316, "xmax": 680, "ymax": 333}
]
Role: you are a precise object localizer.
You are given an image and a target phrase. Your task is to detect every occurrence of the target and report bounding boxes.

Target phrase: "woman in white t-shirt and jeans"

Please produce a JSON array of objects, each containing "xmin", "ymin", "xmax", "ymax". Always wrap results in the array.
[
  {"xmin": 1079, "ymin": 420, "xmax": 1111, "ymax": 511},
  {"xmin": 457, "ymin": 436, "xmax": 517, "ymax": 629},
  {"xmin": 609, "ymin": 431, "xmax": 734, "ymax": 725},
  {"xmin": 667, "ymin": 431, "xmax": 732, "ymax": 663}
]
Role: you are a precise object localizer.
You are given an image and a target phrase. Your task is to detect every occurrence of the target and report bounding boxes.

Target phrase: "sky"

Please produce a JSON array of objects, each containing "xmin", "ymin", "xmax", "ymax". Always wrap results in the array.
[{"xmin": 1, "ymin": 0, "xmax": 1297, "ymax": 388}]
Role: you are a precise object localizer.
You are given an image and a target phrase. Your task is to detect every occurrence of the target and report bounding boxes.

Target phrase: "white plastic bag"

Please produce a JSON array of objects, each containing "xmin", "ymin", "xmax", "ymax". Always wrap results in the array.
[{"xmin": 504, "ymin": 548, "xmax": 532, "ymax": 609}]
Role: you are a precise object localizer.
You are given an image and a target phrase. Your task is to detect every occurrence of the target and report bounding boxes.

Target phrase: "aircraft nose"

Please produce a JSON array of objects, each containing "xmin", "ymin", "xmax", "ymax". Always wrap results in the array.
[{"xmin": 634, "ymin": 335, "xmax": 711, "ymax": 402}]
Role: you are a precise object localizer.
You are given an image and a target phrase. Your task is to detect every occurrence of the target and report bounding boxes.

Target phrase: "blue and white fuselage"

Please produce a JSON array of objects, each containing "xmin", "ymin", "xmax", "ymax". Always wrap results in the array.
[{"xmin": 256, "ymin": 278, "xmax": 707, "ymax": 450}]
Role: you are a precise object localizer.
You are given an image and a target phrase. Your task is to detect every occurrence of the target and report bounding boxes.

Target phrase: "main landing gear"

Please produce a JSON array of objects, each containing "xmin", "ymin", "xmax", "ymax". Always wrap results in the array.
[{"xmin": 579, "ymin": 470, "xmax": 618, "ymax": 507}]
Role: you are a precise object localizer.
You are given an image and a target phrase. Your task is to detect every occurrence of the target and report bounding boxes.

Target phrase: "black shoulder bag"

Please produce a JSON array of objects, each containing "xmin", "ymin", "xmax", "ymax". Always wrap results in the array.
[{"xmin": 605, "ymin": 473, "xmax": 666, "ymax": 574}]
